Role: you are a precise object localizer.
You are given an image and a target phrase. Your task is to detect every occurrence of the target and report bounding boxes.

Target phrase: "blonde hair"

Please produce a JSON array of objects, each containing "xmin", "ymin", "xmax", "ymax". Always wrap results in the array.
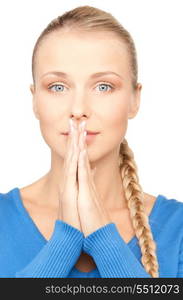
[{"xmin": 31, "ymin": 5, "xmax": 159, "ymax": 277}]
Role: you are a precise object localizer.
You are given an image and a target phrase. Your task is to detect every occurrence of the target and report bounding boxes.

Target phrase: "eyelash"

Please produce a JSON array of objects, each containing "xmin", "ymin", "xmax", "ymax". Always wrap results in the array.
[{"xmin": 48, "ymin": 82, "xmax": 114, "ymax": 94}]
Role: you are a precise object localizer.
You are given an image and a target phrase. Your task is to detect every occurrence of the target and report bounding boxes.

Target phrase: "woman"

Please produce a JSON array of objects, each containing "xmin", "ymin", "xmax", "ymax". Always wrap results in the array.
[{"xmin": 0, "ymin": 5, "xmax": 183, "ymax": 278}]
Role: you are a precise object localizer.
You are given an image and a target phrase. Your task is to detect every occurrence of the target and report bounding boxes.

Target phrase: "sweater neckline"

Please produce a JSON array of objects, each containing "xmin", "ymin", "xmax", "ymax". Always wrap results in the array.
[{"xmin": 11, "ymin": 187, "xmax": 163, "ymax": 275}]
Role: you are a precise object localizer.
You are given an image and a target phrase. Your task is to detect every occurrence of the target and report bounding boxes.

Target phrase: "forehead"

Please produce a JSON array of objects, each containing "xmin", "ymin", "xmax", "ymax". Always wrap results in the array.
[{"xmin": 35, "ymin": 31, "xmax": 130, "ymax": 79}]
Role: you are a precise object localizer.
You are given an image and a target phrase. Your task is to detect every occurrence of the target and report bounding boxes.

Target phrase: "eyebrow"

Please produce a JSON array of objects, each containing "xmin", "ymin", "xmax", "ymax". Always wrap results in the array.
[{"xmin": 41, "ymin": 71, "xmax": 123, "ymax": 80}]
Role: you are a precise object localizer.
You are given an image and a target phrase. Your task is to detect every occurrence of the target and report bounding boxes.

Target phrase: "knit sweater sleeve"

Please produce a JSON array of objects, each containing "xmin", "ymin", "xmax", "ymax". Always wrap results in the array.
[
  {"xmin": 83, "ymin": 223, "xmax": 151, "ymax": 278},
  {"xmin": 15, "ymin": 220, "xmax": 84, "ymax": 278},
  {"xmin": 177, "ymin": 236, "xmax": 183, "ymax": 277}
]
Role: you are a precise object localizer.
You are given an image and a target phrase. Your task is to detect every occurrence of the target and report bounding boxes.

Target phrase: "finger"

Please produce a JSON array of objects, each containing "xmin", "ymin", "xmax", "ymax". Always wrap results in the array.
[
  {"xmin": 62, "ymin": 120, "xmax": 79, "ymax": 192},
  {"xmin": 78, "ymin": 130, "xmax": 90, "ymax": 194},
  {"xmin": 66, "ymin": 125, "xmax": 80, "ymax": 183},
  {"xmin": 79, "ymin": 148, "xmax": 97, "ymax": 195},
  {"xmin": 78, "ymin": 126, "xmax": 92, "ymax": 178},
  {"xmin": 78, "ymin": 128, "xmax": 98, "ymax": 195},
  {"xmin": 65, "ymin": 119, "xmax": 77, "ymax": 162},
  {"xmin": 62, "ymin": 120, "xmax": 74, "ymax": 185},
  {"xmin": 78, "ymin": 120, "xmax": 87, "ymax": 151}
]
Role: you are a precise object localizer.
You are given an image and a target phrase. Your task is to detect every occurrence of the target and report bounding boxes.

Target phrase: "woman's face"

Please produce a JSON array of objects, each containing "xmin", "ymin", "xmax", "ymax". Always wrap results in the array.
[{"xmin": 31, "ymin": 30, "xmax": 141, "ymax": 162}]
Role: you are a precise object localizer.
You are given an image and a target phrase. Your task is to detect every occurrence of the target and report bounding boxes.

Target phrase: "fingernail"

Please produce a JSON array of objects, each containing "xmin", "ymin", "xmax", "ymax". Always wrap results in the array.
[
  {"xmin": 79, "ymin": 120, "xmax": 86, "ymax": 130},
  {"xmin": 69, "ymin": 119, "xmax": 74, "ymax": 133},
  {"xmin": 82, "ymin": 149, "xmax": 86, "ymax": 156}
]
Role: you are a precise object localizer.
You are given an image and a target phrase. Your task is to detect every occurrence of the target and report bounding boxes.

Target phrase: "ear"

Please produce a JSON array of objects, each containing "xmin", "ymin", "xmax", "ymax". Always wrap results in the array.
[
  {"xmin": 128, "ymin": 83, "xmax": 142, "ymax": 119},
  {"xmin": 30, "ymin": 84, "xmax": 40, "ymax": 120}
]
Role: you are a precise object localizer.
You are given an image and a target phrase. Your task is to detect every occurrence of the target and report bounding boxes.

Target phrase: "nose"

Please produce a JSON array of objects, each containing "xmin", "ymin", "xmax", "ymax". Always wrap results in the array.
[
  {"xmin": 70, "ymin": 116, "xmax": 87, "ymax": 128},
  {"xmin": 70, "ymin": 95, "xmax": 90, "ymax": 125}
]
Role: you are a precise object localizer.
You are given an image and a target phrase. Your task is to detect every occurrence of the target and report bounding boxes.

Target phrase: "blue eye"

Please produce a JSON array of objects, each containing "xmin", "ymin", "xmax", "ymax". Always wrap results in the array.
[
  {"xmin": 97, "ymin": 83, "xmax": 113, "ymax": 92},
  {"xmin": 48, "ymin": 84, "xmax": 65, "ymax": 92},
  {"xmin": 48, "ymin": 83, "xmax": 114, "ymax": 93}
]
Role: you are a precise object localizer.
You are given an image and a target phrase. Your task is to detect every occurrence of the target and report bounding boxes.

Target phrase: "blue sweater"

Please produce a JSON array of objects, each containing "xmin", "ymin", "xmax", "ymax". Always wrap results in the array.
[{"xmin": 0, "ymin": 187, "xmax": 183, "ymax": 278}]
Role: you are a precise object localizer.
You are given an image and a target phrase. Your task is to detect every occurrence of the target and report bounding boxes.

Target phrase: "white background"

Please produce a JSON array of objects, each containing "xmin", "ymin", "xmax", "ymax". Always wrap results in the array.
[{"xmin": 0, "ymin": 0, "xmax": 182, "ymax": 201}]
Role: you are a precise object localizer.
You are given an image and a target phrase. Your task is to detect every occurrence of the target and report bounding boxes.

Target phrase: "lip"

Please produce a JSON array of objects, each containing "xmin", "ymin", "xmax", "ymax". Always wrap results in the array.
[{"xmin": 61, "ymin": 131, "xmax": 100, "ymax": 135}]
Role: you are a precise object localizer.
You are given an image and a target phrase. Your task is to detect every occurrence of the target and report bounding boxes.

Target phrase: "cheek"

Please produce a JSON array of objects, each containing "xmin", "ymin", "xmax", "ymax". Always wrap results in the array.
[
  {"xmin": 102, "ymin": 100, "xmax": 129, "ymax": 141},
  {"xmin": 34, "ymin": 96, "xmax": 66, "ymax": 155},
  {"xmin": 35, "ymin": 94, "xmax": 66, "ymax": 131},
  {"xmin": 35, "ymin": 95, "xmax": 58, "ymax": 122}
]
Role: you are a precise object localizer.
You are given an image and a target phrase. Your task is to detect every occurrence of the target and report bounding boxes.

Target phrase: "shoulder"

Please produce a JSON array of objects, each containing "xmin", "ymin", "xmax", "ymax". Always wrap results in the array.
[
  {"xmin": 144, "ymin": 192, "xmax": 183, "ymax": 212},
  {"xmin": 157, "ymin": 193, "xmax": 183, "ymax": 211},
  {"xmin": 0, "ymin": 187, "xmax": 18, "ymax": 211},
  {"xmin": 146, "ymin": 192, "xmax": 183, "ymax": 231}
]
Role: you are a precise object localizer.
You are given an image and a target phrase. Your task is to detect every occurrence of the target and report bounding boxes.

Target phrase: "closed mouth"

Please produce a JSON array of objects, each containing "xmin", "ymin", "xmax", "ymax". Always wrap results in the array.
[{"xmin": 62, "ymin": 131, "xmax": 99, "ymax": 135}]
